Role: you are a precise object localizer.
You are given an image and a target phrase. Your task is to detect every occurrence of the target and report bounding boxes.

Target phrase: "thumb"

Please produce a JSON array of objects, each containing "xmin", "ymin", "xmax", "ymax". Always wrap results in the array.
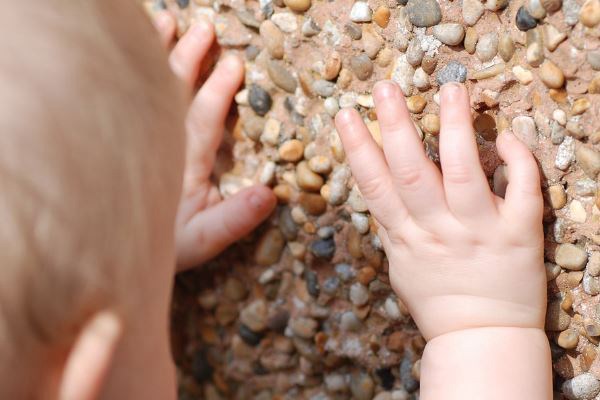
[{"xmin": 176, "ymin": 185, "xmax": 277, "ymax": 271}]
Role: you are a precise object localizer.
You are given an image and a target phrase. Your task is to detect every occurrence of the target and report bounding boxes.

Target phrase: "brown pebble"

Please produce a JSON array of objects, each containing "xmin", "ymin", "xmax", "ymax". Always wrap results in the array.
[
  {"xmin": 542, "ymin": 0, "xmax": 562, "ymax": 12},
  {"xmin": 273, "ymin": 184, "xmax": 293, "ymax": 203},
  {"xmin": 268, "ymin": 60, "xmax": 297, "ymax": 93},
  {"xmin": 464, "ymin": 27, "xmax": 478, "ymax": 54},
  {"xmin": 589, "ymin": 75, "xmax": 600, "ymax": 94},
  {"xmin": 498, "ymin": 34, "xmax": 515, "ymax": 62},
  {"xmin": 406, "ymin": 95, "xmax": 427, "ymax": 113},
  {"xmin": 387, "ymin": 331, "xmax": 407, "ymax": 352},
  {"xmin": 421, "ymin": 55, "xmax": 438, "ymax": 75},
  {"xmin": 549, "ymin": 88, "xmax": 568, "ymax": 103},
  {"xmin": 421, "ymin": 114, "xmax": 440, "ymax": 135},
  {"xmin": 260, "ymin": 21, "xmax": 284, "ymax": 59},
  {"xmin": 357, "ymin": 266, "xmax": 377, "ymax": 285},
  {"xmin": 337, "ymin": 68, "xmax": 353, "ymax": 89},
  {"xmin": 373, "ymin": 5, "xmax": 391, "ymax": 27},
  {"xmin": 323, "ymin": 52, "xmax": 342, "ymax": 81},
  {"xmin": 473, "ymin": 113, "xmax": 497, "ymax": 141},
  {"xmin": 296, "ymin": 161, "xmax": 324, "ymax": 192},
  {"xmin": 255, "ymin": 228, "xmax": 286, "ymax": 265},
  {"xmin": 279, "ymin": 139, "xmax": 305, "ymax": 162},
  {"xmin": 546, "ymin": 300, "xmax": 572, "ymax": 331},
  {"xmin": 572, "ymin": 98, "xmax": 591, "ymax": 115},
  {"xmin": 347, "ymin": 226, "xmax": 364, "ymax": 259},
  {"xmin": 548, "ymin": 185, "xmax": 567, "ymax": 209},
  {"xmin": 350, "ymin": 53, "xmax": 374, "ymax": 81},
  {"xmin": 561, "ymin": 291, "xmax": 574, "ymax": 311},
  {"xmin": 283, "ymin": 0, "xmax": 311, "ymax": 12},
  {"xmin": 539, "ymin": 61, "xmax": 565, "ymax": 89},
  {"xmin": 298, "ymin": 193, "xmax": 327, "ymax": 215},
  {"xmin": 557, "ymin": 329, "xmax": 579, "ymax": 349}
]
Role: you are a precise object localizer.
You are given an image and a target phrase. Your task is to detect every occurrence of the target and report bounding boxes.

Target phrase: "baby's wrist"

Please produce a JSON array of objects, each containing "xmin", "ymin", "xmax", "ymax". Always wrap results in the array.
[{"xmin": 420, "ymin": 327, "xmax": 552, "ymax": 400}]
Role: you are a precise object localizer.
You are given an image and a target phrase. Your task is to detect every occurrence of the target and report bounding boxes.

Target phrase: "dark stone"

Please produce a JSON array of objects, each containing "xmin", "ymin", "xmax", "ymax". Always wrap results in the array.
[
  {"xmin": 239, "ymin": 324, "xmax": 264, "ymax": 346},
  {"xmin": 191, "ymin": 351, "xmax": 213, "ymax": 383},
  {"xmin": 267, "ymin": 309, "xmax": 290, "ymax": 332},
  {"xmin": 516, "ymin": 6, "xmax": 538, "ymax": 31},
  {"xmin": 397, "ymin": 0, "xmax": 408, "ymax": 4},
  {"xmin": 376, "ymin": 367, "xmax": 396, "ymax": 390},
  {"xmin": 304, "ymin": 269, "xmax": 320, "ymax": 297},
  {"xmin": 322, "ymin": 276, "xmax": 340, "ymax": 295},
  {"xmin": 176, "ymin": 0, "xmax": 189, "ymax": 8},
  {"xmin": 436, "ymin": 61, "xmax": 468, "ymax": 85},
  {"xmin": 345, "ymin": 22, "xmax": 363, "ymax": 40},
  {"xmin": 249, "ymin": 84, "xmax": 272, "ymax": 116},
  {"xmin": 279, "ymin": 207, "xmax": 299, "ymax": 240},
  {"xmin": 236, "ymin": 10, "xmax": 261, "ymax": 29},
  {"xmin": 310, "ymin": 238, "xmax": 336, "ymax": 259},
  {"xmin": 400, "ymin": 356, "xmax": 419, "ymax": 392}
]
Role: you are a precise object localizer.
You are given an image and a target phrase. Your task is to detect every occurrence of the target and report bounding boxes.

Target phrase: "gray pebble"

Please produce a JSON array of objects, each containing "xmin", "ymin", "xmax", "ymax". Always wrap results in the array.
[
  {"xmin": 406, "ymin": 0, "xmax": 442, "ymax": 27},
  {"xmin": 249, "ymin": 84, "xmax": 272, "ymax": 116},
  {"xmin": 335, "ymin": 263, "xmax": 355, "ymax": 282},
  {"xmin": 349, "ymin": 283, "xmax": 369, "ymax": 306},
  {"xmin": 340, "ymin": 311, "xmax": 362, "ymax": 331},
  {"xmin": 436, "ymin": 61, "xmax": 468, "ymax": 85},
  {"xmin": 562, "ymin": 373, "xmax": 600, "ymax": 400},
  {"xmin": 312, "ymin": 79, "xmax": 336, "ymax": 97},
  {"xmin": 588, "ymin": 50, "xmax": 600, "ymax": 70}
]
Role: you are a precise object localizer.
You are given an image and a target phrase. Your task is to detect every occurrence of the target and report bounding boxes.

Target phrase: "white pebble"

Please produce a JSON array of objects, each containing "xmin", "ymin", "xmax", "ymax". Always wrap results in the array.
[
  {"xmin": 350, "ymin": 1, "xmax": 372, "ymax": 22},
  {"xmin": 553, "ymin": 109, "xmax": 567, "ymax": 126},
  {"xmin": 324, "ymin": 97, "xmax": 340, "ymax": 116},
  {"xmin": 413, "ymin": 67, "xmax": 430, "ymax": 90},
  {"xmin": 271, "ymin": 12, "xmax": 298, "ymax": 33},
  {"xmin": 259, "ymin": 161, "xmax": 276, "ymax": 185},
  {"xmin": 512, "ymin": 65, "xmax": 533, "ymax": 85},
  {"xmin": 555, "ymin": 136, "xmax": 576, "ymax": 171},
  {"xmin": 384, "ymin": 297, "xmax": 402, "ymax": 320},
  {"xmin": 351, "ymin": 212, "xmax": 370, "ymax": 234}
]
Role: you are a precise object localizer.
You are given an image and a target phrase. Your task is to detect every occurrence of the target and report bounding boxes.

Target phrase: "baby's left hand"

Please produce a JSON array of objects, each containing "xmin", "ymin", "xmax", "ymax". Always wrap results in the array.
[{"xmin": 153, "ymin": 13, "xmax": 276, "ymax": 271}]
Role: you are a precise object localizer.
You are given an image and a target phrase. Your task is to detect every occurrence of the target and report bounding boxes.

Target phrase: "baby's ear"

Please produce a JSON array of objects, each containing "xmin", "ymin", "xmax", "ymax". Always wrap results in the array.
[{"xmin": 59, "ymin": 311, "xmax": 122, "ymax": 400}]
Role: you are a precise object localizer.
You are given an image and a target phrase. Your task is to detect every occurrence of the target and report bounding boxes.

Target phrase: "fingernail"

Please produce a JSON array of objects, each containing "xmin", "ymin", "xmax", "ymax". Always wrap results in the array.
[
  {"xmin": 335, "ymin": 108, "xmax": 354, "ymax": 125},
  {"xmin": 373, "ymin": 80, "xmax": 398, "ymax": 100},
  {"xmin": 440, "ymin": 82, "xmax": 463, "ymax": 100},
  {"xmin": 248, "ymin": 188, "xmax": 270, "ymax": 209},
  {"xmin": 190, "ymin": 20, "xmax": 211, "ymax": 36},
  {"xmin": 222, "ymin": 54, "xmax": 242, "ymax": 72}
]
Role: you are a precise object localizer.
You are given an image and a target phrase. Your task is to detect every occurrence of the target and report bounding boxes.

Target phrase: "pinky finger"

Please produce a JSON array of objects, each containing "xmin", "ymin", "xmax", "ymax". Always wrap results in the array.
[
  {"xmin": 153, "ymin": 11, "xmax": 177, "ymax": 48},
  {"xmin": 496, "ymin": 132, "xmax": 543, "ymax": 226}
]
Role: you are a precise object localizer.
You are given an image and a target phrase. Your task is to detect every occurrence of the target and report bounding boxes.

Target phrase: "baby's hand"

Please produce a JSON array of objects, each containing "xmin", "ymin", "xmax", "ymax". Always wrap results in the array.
[
  {"xmin": 335, "ymin": 81, "xmax": 546, "ymax": 341},
  {"xmin": 154, "ymin": 13, "xmax": 276, "ymax": 271}
]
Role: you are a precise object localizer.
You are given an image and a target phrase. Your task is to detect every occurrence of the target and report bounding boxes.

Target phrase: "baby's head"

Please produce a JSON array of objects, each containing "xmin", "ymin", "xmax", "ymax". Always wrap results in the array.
[{"xmin": 0, "ymin": 1, "xmax": 186, "ymax": 398}]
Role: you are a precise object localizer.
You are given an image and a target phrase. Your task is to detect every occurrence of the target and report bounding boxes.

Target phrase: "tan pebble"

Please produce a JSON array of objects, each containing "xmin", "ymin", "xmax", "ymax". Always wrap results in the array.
[
  {"xmin": 572, "ymin": 98, "xmax": 591, "ymax": 115},
  {"xmin": 319, "ymin": 184, "xmax": 330, "ymax": 203},
  {"xmin": 526, "ymin": 42, "xmax": 545, "ymax": 67},
  {"xmin": 498, "ymin": 34, "xmax": 515, "ymax": 62},
  {"xmin": 357, "ymin": 266, "xmax": 377, "ymax": 285},
  {"xmin": 298, "ymin": 70, "xmax": 315, "ymax": 97},
  {"xmin": 273, "ymin": 184, "xmax": 294, "ymax": 203},
  {"xmin": 366, "ymin": 120, "xmax": 383, "ymax": 147},
  {"xmin": 406, "ymin": 95, "xmax": 427, "ymax": 113},
  {"xmin": 539, "ymin": 61, "xmax": 565, "ymax": 89},
  {"xmin": 337, "ymin": 68, "xmax": 353, "ymax": 89},
  {"xmin": 589, "ymin": 75, "xmax": 600, "ymax": 94},
  {"xmin": 513, "ymin": 65, "xmax": 534, "ymax": 85},
  {"xmin": 576, "ymin": 145, "xmax": 600, "ymax": 178},
  {"xmin": 303, "ymin": 221, "xmax": 316, "ymax": 234},
  {"xmin": 557, "ymin": 329, "xmax": 579, "ymax": 349},
  {"xmin": 377, "ymin": 47, "xmax": 394, "ymax": 67},
  {"xmin": 373, "ymin": 5, "xmax": 391, "ymax": 28},
  {"xmin": 544, "ymin": 24, "xmax": 567, "ymax": 51},
  {"xmin": 308, "ymin": 155, "xmax": 332, "ymax": 174},
  {"xmin": 323, "ymin": 52, "xmax": 342, "ymax": 81},
  {"xmin": 387, "ymin": 331, "xmax": 408, "ymax": 352},
  {"xmin": 553, "ymin": 109, "xmax": 567, "ymax": 125},
  {"xmin": 296, "ymin": 161, "xmax": 324, "ymax": 191},
  {"xmin": 283, "ymin": 0, "xmax": 311, "ymax": 12},
  {"xmin": 421, "ymin": 55, "xmax": 438, "ymax": 75},
  {"xmin": 421, "ymin": 114, "xmax": 440, "ymax": 135},
  {"xmin": 347, "ymin": 226, "xmax": 363, "ymax": 259},
  {"xmin": 548, "ymin": 185, "xmax": 567, "ymax": 209},
  {"xmin": 464, "ymin": 27, "xmax": 478, "ymax": 54},
  {"xmin": 580, "ymin": 0, "xmax": 600, "ymax": 27},
  {"xmin": 549, "ymin": 88, "xmax": 568, "ymax": 103},
  {"xmin": 268, "ymin": 60, "xmax": 297, "ymax": 93},
  {"xmin": 561, "ymin": 291, "xmax": 574, "ymax": 311},
  {"xmin": 279, "ymin": 139, "xmax": 305, "ymax": 162},
  {"xmin": 482, "ymin": 90, "xmax": 500, "ymax": 108},
  {"xmin": 255, "ymin": 229, "xmax": 286, "ymax": 265},
  {"xmin": 542, "ymin": 0, "xmax": 562, "ymax": 12},
  {"xmin": 260, "ymin": 21, "xmax": 284, "ymax": 59},
  {"xmin": 288, "ymin": 241, "xmax": 306, "ymax": 259},
  {"xmin": 471, "ymin": 63, "xmax": 505, "ymax": 80},
  {"xmin": 546, "ymin": 300, "xmax": 571, "ymax": 331},
  {"xmin": 545, "ymin": 262, "xmax": 561, "ymax": 281},
  {"xmin": 556, "ymin": 243, "xmax": 588, "ymax": 271}
]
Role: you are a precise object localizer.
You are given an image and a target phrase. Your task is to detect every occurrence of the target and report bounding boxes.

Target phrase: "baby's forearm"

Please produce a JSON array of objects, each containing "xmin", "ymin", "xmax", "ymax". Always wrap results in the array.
[{"xmin": 420, "ymin": 327, "xmax": 552, "ymax": 400}]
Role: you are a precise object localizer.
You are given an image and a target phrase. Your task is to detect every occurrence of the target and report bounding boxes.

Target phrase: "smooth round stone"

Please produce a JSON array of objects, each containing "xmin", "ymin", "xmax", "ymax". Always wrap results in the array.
[
  {"xmin": 557, "ymin": 329, "xmax": 579, "ymax": 349},
  {"xmin": 310, "ymin": 238, "xmax": 335, "ymax": 259},
  {"xmin": 576, "ymin": 145, "xmax": 600, "ymax": 179},
  {"xmin": 476, "ymin": 32, "xmax": 499, "ymax": 62},
  {"xmin": 340, "ymin": 311, "xmax": 361, "ymax": 331},
  {"xmin": 436, "ymin": 61, "xmax": 467, "ymax": 85},
  {"xmin": 556, "ymin": 244, "xmax": 588, "ymax": 271},
  {"xmin": 526, "ymin": 42, "xmax": 544, "ymax": 67},
  {"xmin": 544, "ymin": 24, "xmax": 567, "ymax": 51},
  {"xmin": 406, "ymin": 95, "xmax": 427, "ymax": 113},
  {"xmin": 308, "ymin": 155, "xmax": 332, "ymax": 174},
  {"xmin": 345, "ymin": 22, "xmax": 363, "ymax": 40},
  {"xmin": 351, "ymin": 212, "xmax": 370, "ymax": 234},
  {"xmin": 268, "ymin": 60, "xmax": 297, "ymax": 93},
  {"xmin": 322, "ymin": 276, "xmax": 340, "ymax": 294},
  {"xmin": 562, "ymin": 373, "xmax": 600, "ymax": 400},
  {"xmin": 542, "ymin": 0, "xmax": 563, "ymax": 12},
  {"xmin": 589, "ymin": 253, "xmax": 600, "ymax": 276},
  {"xmin": 512, "ymin": 65, "xmax": 533, "ymax": 85},
  {"xmin": 433, "ymin": 23, "xmax": 465, "ymax": 46},
  {"xmin": 583, "ymin": 273, "xmax": 600, "ymax": 295},
  {"xmin": 464, "ymin": 27, "xmax": 478, "ymax": 54},
  {"xmin": 421, "ymin": 113, "xmax": 440, "ymax": 135},
  {"xmin": 384, "ymin": 297, "xmax": 402, "ymax": 320},
  {"xmin": 279, "ymin": 139, "xmax": 304, "ymax": 162},
  {"xmin": 499, "ymin": 34, "xmax": 515, "ymax": 61},
  {"xmin": 486, "ymin": 0, "xmax": 509, "ymax": 10},
  {"xmin": 335, "ymin": 263, "xmax": 355, "ymax": 281},
  {"xmin": 224, "ymin": 277, "xmax": 248, "ymax": 301},
  {"xmin": 324, "ymin": 97, "xmax": 340, "ymax": 117},
  {"xmin": 298, "ymin": 193, "xmax": 327, "ymax": 215},
  {"xmin": 349, "ymin": 283, "xmax": 370, "ymax": 306},
  {"xmin": 406, "ymin": 0, "xmax": 442, "ymax": 27},
  {"xmin": 325, "ymin": 374, "xmax": 347, "ymax": 392},
  {"xmin": 564, "ymin": 0, "xmax": 582, "ymax": 25},
  {"xmin": 572, "ymin": 98, "xmax": 591, "ymax": 115},
  {"xmin": 350, "ymin": 53, "xmax": 374, "ymax": 80},
  {"xmin": 240, "ymin": 300, "xmax": 268, "ymax": 332},
  {"xmin": 406, "ymin": 39, "xmax": 424, "ymax": 66},
  {"xmin": 550, "ymin": 121, "xmax": 566, "ymax": 144},
  {"xmin": 260, "ymin": 20, "xmax": 284, "ymax": 59},
  {"xmin": 516, "ymin": 6, "xmax": 538, "ymax": 31},
  {"xmin": 350, "ymin": 1, "xmax": 373, "ymax": 23},
  {"xmin": 255, "ymin": 228, "xmax": 286, "ymax": 265},
  {"xmin": 580, "ymin": 0, "xmax": 600, "ymax": 27},
  {"xmin": 539, "ymin": 61, "xmax": 565, "ymax": 89},
  {"xmin": 297, "ymin": 161, "xmax": 324, "ymax": 191},
  {"xmin": 413, "ymin": 67, "xmax": 430, "ymax": 90},
  {"xmin": 323, "ymin": 52, "xmax": 342, "ymax": 80},
  {"xmin": 548, "ymin": 185, "xmax": 567, "ymax": 209},
  {"xmin": 362, "ymin": 29, "xmax": 384, "ymax": 59},
  {"xmin": 527, "ymin": 0, "xmax": 547, "ymax": 18},
  {"xmin": 312, "ymin": 79, "xmax": 336, "ymax": 97},
  {"xmin": 243, "ymin": 115, "xmax": 266, "ymax": 141},
  {"xmin": 302, "ymin": 17, "xmax": 321, "ymax": 36},
  {"xmin": 271, "ymin": 13, "xmax": 298, "ymax": 33},
  {"xmin": 462, "ymin": 0, "xmax": 485, "ymax": 26},
  {"xmin": 249, "ymin": 84, "xmax": 273, "ymax": 116},
  {"xmin": 373, "ymin": 5, "xmax": 391, "ymax": 27},
  {"xmin": 283, "ymin": 0, "xmax": 311, "ymax": 12},
  {"xmin": 348, "ymin": 186, "xmax": 368, "ymax": 212}
]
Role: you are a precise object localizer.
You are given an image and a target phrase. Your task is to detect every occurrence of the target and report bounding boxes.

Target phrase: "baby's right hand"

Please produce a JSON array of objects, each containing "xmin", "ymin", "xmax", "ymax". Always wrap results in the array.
[{"xmin": 335, "ymin": 81, "xmax": 546, "ymax": 341}]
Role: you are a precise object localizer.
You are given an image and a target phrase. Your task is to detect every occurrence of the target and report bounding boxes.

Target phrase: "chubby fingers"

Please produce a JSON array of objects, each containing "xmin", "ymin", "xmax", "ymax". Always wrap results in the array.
[
  {"xmin": 335, "ymin": 108, "xmax": 407, "ymax": 229},
  {"xmin": 495, "ymin": 132, "xmax": 543, "ymax": 227},
  {"xmin": 372, "ymin": 81, "xmax": 447, "ymax": 226},
  {"xmin": 438, "ymin": 83, "xmax": 497, "ymax": 223},
  {"xmin": 169, "ymin": 20, "xmax": 215, "ymax": 90},
  {"xmin": 176, "ymin": 185, "xmax": 276, "ymax": 271}
]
